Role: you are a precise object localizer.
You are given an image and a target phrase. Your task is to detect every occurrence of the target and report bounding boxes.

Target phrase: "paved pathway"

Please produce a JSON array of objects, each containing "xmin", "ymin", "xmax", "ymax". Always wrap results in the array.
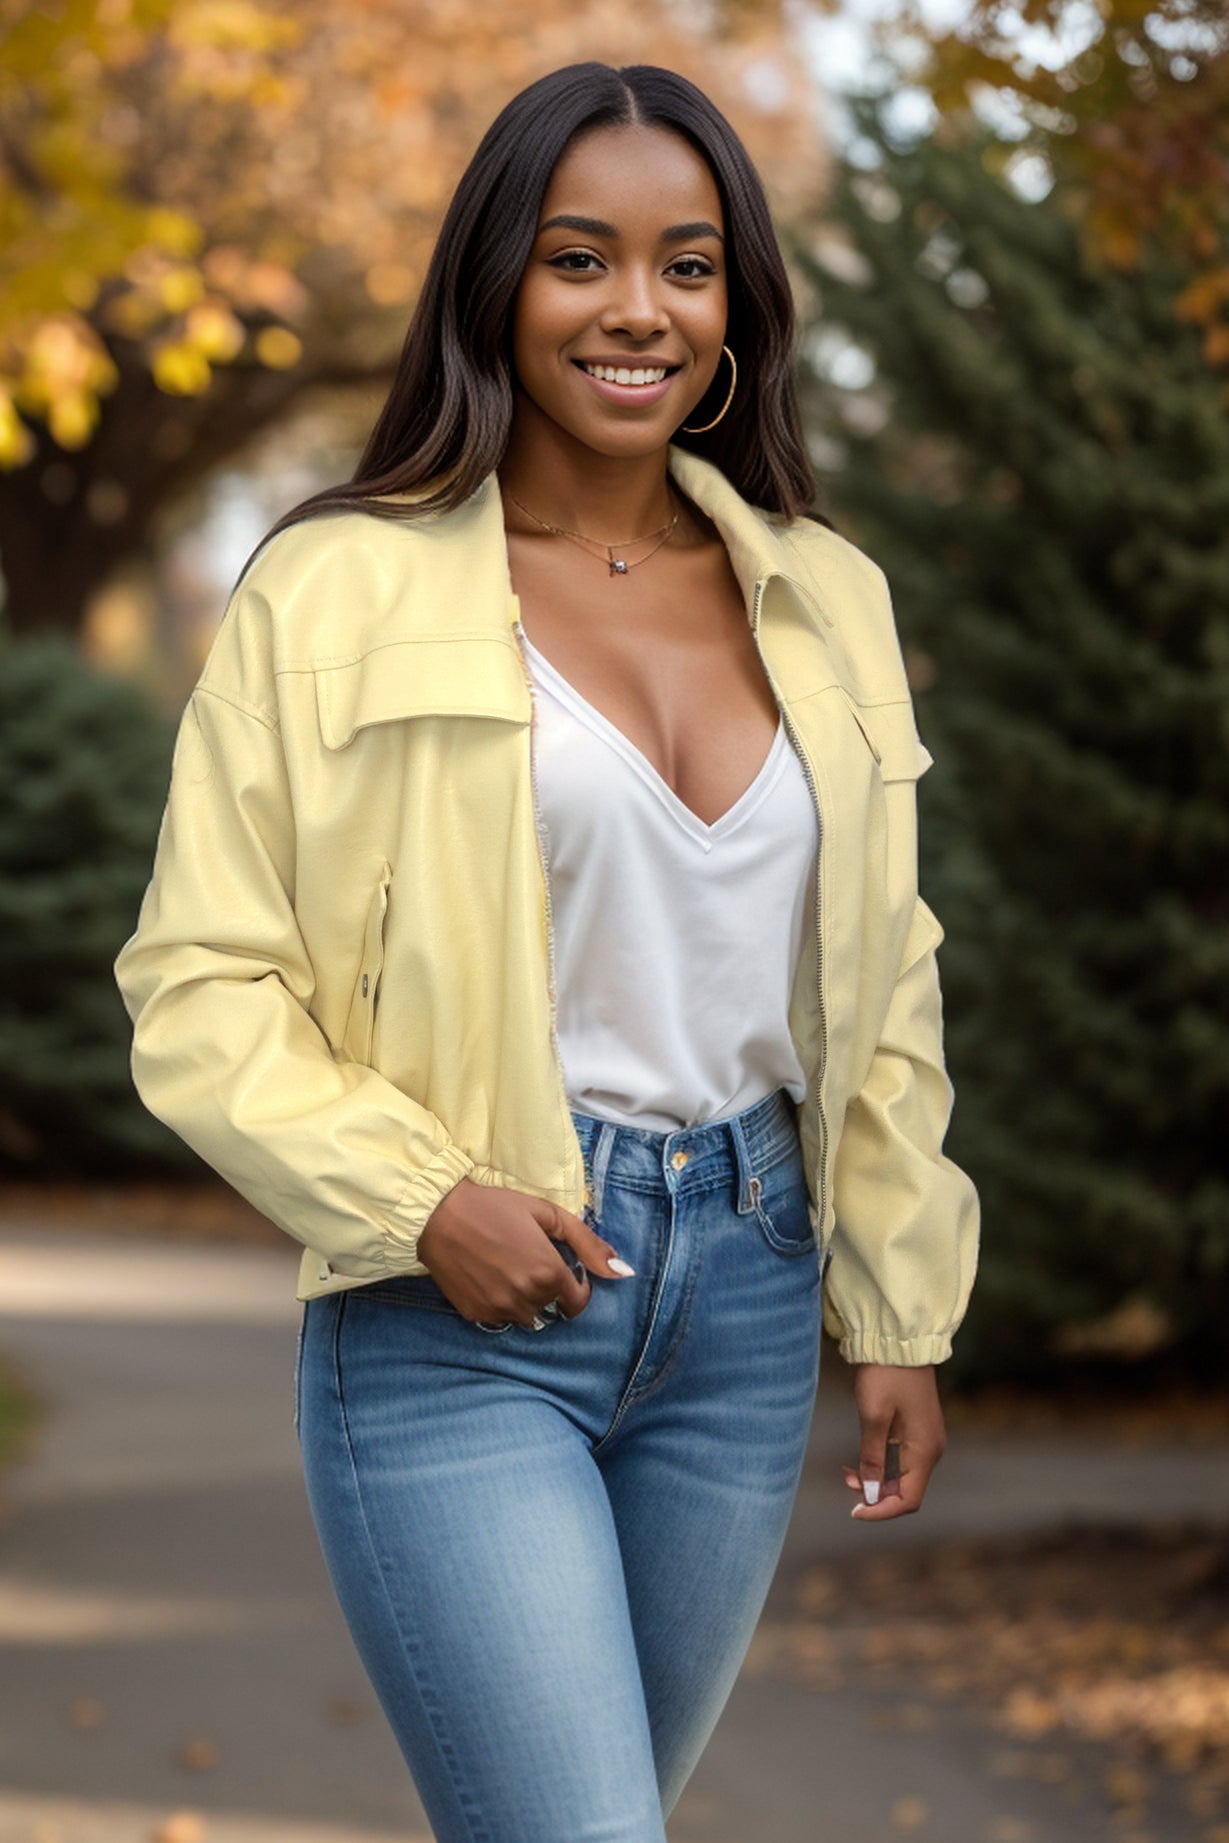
[{"xmin": 1, "ymin": 1224, "xmax": 1225, "ymax": 1843}]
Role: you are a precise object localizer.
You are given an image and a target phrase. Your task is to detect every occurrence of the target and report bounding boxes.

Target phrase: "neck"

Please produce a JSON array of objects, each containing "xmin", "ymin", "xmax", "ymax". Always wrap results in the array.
[{"xmin": 498, "ymin": 406, "xmax": 677, "ymax": 539}]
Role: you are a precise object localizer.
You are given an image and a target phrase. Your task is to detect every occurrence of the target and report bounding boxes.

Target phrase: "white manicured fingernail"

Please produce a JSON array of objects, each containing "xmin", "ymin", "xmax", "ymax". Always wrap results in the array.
[
  {"xmin": 862, "ymin": 1478, "xmax": 881, "ymax": 1506},
  {"xmin": 607, "ymin": 1257, "xmax": 636, "ymax": 1277}
]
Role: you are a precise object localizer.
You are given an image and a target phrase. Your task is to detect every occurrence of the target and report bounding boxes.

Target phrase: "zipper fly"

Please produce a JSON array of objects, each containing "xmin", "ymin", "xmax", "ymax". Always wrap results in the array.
[{"xmin": 751, "ymin": 577, "xmax": 830, "ymax": 1233}]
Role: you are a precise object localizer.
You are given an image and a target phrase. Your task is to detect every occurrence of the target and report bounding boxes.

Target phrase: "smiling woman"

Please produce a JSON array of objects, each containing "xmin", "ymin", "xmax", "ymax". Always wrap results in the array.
[
  {"xmin": 114, "ymin": 58, "xmax": 979, "ymax": 1843},
  {"xmin": 509, "ymin": 125, "xmax": 728, "ymax": 445}
]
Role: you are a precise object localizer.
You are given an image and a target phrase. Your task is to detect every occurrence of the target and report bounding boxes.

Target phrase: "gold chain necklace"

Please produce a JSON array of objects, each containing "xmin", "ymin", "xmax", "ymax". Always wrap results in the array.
[{"xmin": 507, "ymin": 489, "xmax": 680, "ymax": 577}]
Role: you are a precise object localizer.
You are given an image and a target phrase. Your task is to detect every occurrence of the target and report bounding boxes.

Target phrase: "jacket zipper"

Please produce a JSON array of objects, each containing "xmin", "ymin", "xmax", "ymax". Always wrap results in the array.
[
  {"xmin": 510, "ymin": 615, "xmax": 577, "ymax": 1184},
  {"xmin": 750, "ymin": 576, "xmax": 830, "ymax": 1236}
]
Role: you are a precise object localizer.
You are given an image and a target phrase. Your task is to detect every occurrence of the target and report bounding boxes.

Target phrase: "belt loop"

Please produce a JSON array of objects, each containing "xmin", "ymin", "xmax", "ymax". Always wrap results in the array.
[
  {"xmin": 587, "ymin": 1121, "xmax": 617, "ymax": 1225},
  {"xmin": 727, "ymin": 1112, "xmax": 759, "ymax": 1214}
]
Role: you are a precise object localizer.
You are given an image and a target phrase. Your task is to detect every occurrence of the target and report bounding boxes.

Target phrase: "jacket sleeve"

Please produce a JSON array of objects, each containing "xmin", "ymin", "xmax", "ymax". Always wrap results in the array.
[
  {"xmin": 113, "ymin": 679, "xmax": 475, "ymax": 1280},
  {"xmin": 787, "ymin": 528, "xmax": 980, "ymax": 1366},
  {"xmin": 822, "ymin": 891, "xmax": 980, "ymax": 1366}
]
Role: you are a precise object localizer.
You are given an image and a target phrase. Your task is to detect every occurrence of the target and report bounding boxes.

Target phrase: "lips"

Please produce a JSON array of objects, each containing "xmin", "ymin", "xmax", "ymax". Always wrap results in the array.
[
  {"xmin": 577, "ymin": 361, "xmax": 677, "ymax": 386},
  {"xmin": 572, "ymin": 359, "xmax": 682, "ymax": 408}
]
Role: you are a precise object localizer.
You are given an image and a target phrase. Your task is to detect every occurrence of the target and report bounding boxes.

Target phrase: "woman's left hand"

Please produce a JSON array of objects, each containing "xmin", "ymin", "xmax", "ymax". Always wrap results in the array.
[{"xmin": 841, "ymin": 1363, "xmax": 947, "ymax": 1521}]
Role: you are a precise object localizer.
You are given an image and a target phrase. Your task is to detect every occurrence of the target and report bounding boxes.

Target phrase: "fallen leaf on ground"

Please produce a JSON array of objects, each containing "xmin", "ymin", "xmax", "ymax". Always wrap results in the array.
[
  {"xmin": 889, "ymin": 1794, "xmax": 927, "ymax": 1829},
  {"xmin": 176, "ymin": 1736, "xmax": 220, "ymax": 1770},
  {"xmin": 764, "ymin": 1519, "xmax": 1229, "ymax": 1823},
  {"xmin": 152, "ymin": 1814, "xmax": 207, "ymax": 1843}
]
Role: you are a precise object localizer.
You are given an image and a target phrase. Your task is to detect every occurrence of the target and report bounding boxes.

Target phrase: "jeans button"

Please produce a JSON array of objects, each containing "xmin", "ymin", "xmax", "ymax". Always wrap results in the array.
[{"xmin": 671, "ymin": 1150, "xmax": 689, "ymax": 1170}]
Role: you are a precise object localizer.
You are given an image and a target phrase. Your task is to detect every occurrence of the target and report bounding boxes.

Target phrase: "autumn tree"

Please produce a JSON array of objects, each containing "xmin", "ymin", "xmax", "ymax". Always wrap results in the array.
[
  {"xmin": 0, "ymin": 0, "xmax": 827, "ymax": 637},
  {"xmin": 860, "ymin": 0, "xmax": 1229, "ymax": 358}
]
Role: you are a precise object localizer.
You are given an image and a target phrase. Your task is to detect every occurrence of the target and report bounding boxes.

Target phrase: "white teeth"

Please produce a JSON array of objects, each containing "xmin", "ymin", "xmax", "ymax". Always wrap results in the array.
[{"xmin": 581, "ymin": 363, "xmax": 668, "ymax": 386}]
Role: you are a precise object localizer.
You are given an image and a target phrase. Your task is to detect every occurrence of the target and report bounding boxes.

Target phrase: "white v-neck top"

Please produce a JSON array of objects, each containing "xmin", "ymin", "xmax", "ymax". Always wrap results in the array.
[{"xmin": 520, "ymin": 629, "xmax": 820, "ymax": 1131}]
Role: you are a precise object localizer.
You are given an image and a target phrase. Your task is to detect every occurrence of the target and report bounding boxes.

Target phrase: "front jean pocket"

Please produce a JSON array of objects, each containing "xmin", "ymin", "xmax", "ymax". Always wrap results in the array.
[
  {"xmin": 349, "ymin": 1273, "xmax": 517, "ymax": 1333},
  {"xmin": 748, "ymin": 1160, "xmax": 818, "ymax": 1257},
  {"xmin": 354, "ymin": 1236, "xmax": 584, "ymax": 1332},
  {"xmin": 350, "ymin": 1273, "xmax": 462, "ymax": 1314}
]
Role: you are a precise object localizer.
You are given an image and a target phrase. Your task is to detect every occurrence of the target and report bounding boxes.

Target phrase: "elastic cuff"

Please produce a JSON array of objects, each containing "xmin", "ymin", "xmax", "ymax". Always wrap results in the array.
[
  {"xmin": 380, "ymin": 1140, "xmax": 476, "ymax": 1267},
  {"xmin": 837, "ymin": 1330, "xmax": 955, "ymax": 1366}
]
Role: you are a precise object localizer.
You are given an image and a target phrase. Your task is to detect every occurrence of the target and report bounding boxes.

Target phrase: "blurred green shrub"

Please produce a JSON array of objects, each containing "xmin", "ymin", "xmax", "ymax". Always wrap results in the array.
[
  {"xmin": 797, "ymin": 96, "xmax": 1229, "ymax": 1387},
  {"xmin": 0, "ymin": 634, "xmax": 198, "ymax": 1176}
]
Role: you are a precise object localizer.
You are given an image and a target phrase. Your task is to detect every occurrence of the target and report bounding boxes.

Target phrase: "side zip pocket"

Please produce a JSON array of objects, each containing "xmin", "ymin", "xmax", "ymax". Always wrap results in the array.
[{"xmin": 349, "ymin": 860, "xmax": 392, "ymax": 1065}]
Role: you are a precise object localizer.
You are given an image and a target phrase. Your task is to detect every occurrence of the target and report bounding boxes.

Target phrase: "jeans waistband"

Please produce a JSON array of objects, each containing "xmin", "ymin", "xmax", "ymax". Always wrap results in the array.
[{"xmin": 569, "ymin": 1085, "xmax": 802, "ymax": 1220}]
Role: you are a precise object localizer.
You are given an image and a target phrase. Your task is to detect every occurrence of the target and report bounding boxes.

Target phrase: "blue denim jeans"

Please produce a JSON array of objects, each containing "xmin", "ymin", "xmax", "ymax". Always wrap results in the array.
[{"xmin": 294, "ymin": 1083, "xmax": 822, "ymax": 1843}]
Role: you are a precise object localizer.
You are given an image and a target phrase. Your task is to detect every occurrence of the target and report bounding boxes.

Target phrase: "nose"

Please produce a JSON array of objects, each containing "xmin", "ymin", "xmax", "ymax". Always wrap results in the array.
[{"xmin": 600, "ymin": 264, "xmax": 670, "ymax": 344}]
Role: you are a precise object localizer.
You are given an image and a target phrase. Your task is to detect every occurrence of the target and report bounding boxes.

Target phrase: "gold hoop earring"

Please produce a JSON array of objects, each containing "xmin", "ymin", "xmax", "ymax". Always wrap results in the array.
[{"xmin": 681, "ymin": 345, "xmax": 737, "ymax": 433}]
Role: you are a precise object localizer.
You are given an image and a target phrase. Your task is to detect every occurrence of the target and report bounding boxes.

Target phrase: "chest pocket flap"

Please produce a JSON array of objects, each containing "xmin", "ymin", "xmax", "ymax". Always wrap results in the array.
[
  {"xmin": 839, "ymin": 690, "xmax": 934, "ymax": 781},
  {"xmin": 314, "ymin": 638, "xmax": 531, "ymax": 750}
]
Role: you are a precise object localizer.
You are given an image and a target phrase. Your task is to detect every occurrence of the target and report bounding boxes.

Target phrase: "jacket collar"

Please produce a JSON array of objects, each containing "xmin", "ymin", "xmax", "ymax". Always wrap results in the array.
[
  {"xmin": 443, "ymin": 442, "xmax": 822, "ymax": 633},
  {"xmin": 312, "ymin": 448, "xmax": 829, "ymax": 749},
  {"xmin": 664, "ymin": 445, "xmax": 806, "ymax": 609}
]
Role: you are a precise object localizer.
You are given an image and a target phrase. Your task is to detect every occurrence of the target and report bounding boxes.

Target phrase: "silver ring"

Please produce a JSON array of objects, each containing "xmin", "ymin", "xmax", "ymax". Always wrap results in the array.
[{"xmin": 530, "ymin": 1313, "xmax": 549, "ymax": 1331}]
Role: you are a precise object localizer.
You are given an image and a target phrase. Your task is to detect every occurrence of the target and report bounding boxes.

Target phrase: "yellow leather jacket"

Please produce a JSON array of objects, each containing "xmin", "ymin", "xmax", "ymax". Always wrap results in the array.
[{"xmin": 114, "ymin": 445, "xmax": 979, "ymax": 1365}]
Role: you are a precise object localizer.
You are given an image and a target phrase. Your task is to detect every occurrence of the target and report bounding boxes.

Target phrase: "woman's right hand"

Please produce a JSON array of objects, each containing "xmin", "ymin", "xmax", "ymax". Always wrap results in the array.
[{"xmin": 415, "ymin": 1177, "xmax": 635, "ymax": 1328}]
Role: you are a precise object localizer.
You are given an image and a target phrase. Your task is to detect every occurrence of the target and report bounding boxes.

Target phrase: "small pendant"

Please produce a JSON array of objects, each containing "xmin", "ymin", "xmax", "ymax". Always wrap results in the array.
[{"xmin": 609, "ymin": 557, "xmax": 628, "ymax": 576}]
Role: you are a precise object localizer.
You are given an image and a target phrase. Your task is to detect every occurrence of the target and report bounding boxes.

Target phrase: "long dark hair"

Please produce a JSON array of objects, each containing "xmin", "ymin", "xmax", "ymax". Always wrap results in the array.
[{"xmin": 241, "ymin": 62, "xmax": 828, "ymax": 578}]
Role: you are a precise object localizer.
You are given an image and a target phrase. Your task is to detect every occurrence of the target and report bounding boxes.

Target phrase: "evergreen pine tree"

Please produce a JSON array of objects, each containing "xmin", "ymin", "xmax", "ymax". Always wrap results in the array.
[
  {"xmin": 0, "ymin": 637, "xmax": 194, "ymax": 1176},
  {"xmin": 793, "ymin": 96, "xmax": 1229, "ymax": 1384}
]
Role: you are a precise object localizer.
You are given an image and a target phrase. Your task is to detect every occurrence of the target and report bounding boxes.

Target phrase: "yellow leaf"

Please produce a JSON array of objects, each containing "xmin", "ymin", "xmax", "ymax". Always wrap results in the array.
[
  {"xmin": 185, "ymin": 300, "xmax": 245, "ymax": 360},
  {"xmin": 48, "ymin": 391, "xmax": 98, "ymax": 448},
  {"xmin": 167, "ymin": 0, "xmax": 300, "ymax": 54},
  {"xmin": 141, "ymin": 209, "xmax": 204, "ymax": 258},
  {"xmin": 159, "ymin": 267, "xmax": 205, "ymax": 314},
  {"xmin": 254, "ymin": 325, "xmax": 302, "ymax": 369},
  {"xmin": 153, "ymin": 342, "xmax": 212, "ymax": 394},
  {"xmin": 0, "ymin": 395, "xmax": 36, "ymax": 468},
  {"xmin": 62, "ymin": 270, "xmax": 101, "ymax": 310}
]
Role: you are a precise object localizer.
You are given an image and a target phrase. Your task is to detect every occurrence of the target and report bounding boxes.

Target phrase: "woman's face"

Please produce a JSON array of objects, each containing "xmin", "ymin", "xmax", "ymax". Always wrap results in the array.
[{"xmin": 510, "ymin": 122, "xmax": 729, "ymax": 459}]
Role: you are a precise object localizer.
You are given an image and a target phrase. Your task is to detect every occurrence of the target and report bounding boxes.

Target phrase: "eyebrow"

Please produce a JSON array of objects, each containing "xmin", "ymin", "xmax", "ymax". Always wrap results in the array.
[{"xmin": 538, "ymin": 213, "xmax": 724, "ymax": 244}]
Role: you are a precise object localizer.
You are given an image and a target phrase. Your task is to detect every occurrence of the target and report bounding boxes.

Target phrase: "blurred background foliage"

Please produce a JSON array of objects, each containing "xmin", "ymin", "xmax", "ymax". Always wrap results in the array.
[
  {"xmin": 0, "ymin": 0, "xmax": 1226, "ymax": 1388},
  {"xmin": 795, "ymin": 92, "xmax": 1229, "ymax": 1386},
  {"xmin": 885, "ymin": 0, "xmax": 1229, "ymax": 320},
  {"xmin": 0, "ymin": 0, "xmax": 826, "ymax": 641},
  {"xmin": 0, "ymin": 631, "xmax": 180, "ymax": 1173}
]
